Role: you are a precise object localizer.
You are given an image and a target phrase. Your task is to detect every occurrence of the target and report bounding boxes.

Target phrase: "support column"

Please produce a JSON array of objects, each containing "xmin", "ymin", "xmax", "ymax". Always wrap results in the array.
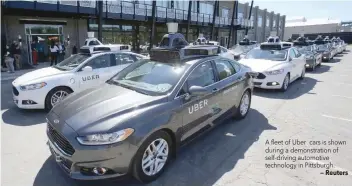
[
  {"xmin": 97, "ymin": 0, "xmax": 103, "ymax": 41},
  {"xmin": 149, "ymin": 0, "xmax": 156, "ymax": 50},
  {"xmin": 210, "ymin": 1, "xmax": 218, "ymax": 40},
  {"xmin": 269, "ymin": 11, "xmax": 274, "ymax": 32},
  {"xmin": 276, "ymin": 13, "xmax": 280, "ymax": 36},
  {"xmin": 227, "ymin": 0, "xmax": 237, "ymax": 48},
  {"xmin": 281, "ymin": 15, "xmax": 286, "ymax": 39},
  {"xmin": 245, "ymin": 0, "xmax": 253, "ymax": 35},
  {"xmin": 197, "ymin": 0, "xmax": 200, "ymax": 36},
  {"xmin": 262, "ymin": 9, "xmax": 267, "ymax": 42},
  {"xmin": 253, "ymin": 6, "xmax": 258, "ymax": 41},
  {"xmin": 186, "ymin": 0, "xmax": 192, "ymax": 41}
]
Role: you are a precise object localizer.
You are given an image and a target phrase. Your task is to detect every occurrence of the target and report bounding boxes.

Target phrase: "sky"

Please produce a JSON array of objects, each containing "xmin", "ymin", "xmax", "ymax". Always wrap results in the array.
[{"xmin": 240, "ymin": 0, "xmax": 352, "ymax": 21}]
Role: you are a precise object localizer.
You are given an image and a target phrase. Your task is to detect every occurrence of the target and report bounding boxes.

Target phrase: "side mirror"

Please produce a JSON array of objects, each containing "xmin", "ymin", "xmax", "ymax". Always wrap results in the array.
[
  {"xmin": 189, "ymin": 86, "xmax": 208, "ymax": 96},
  {"xmin": 82, "ymin": 66, "xmax": 93, "ymax": 72}
]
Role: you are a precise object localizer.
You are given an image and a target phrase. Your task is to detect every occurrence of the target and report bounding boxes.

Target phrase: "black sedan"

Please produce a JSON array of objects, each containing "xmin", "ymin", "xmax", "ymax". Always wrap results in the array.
[
  {"xmin": 46, "ymin": 47, "xmax": 255, "ymax": 183},
  {"xmin": 316, "ymin": 44, "xmax": 334, "ymax": 62},
  {"xmin": 297, "ymin": 45, "xmax": 322, "ymax": 71}
]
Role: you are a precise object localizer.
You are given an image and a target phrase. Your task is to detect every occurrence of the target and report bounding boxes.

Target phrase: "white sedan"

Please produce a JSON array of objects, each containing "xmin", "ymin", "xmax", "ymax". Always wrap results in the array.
[
  {"xmin": 238, "ymin": 45, "xmax": 306, "ymax": 91},
  {"xmin": 12, "ymin": 50, "xmax": 147, "ymax": 110}
]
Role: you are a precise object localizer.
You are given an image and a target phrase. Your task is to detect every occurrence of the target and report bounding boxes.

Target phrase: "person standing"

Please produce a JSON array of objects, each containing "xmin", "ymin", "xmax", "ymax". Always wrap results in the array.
[
  {"xmin": 4, "ymin": 52, "xmax": 15, "ymax": 73},
  {"xmin": 13, "ymin": 41, "xmax": 22, "ymax": 70},
  {"xmin": 50, "ymin": 41, "xmax": 59, "ymax": 66},
  {"xmin": 57, "ymin": 42, "xmax": 65, "ymax": 62},
  {"xmin": 31, "ymin": 40, "xmax": 38, "ymax": 66}
]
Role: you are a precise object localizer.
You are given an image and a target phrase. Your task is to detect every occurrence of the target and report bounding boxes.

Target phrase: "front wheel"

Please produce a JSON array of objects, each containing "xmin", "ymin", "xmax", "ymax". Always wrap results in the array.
[
  {"xmin": 280, "ymin": 74, "xmax": 290, "ymax": 92},
  {"xmin": 45, "ymin": 87, "xmax": 72, "ymax": 110},
  {"xmin": 132, "ymin": 131, "xmax": 172, "ymax": 183},
  {"xmin": 299, "ymin": 68, "xmax": 305, "ymax": 79},
  {"xmin": 234, "ymin": 90, "xmax": 251, "ymax": 119}
]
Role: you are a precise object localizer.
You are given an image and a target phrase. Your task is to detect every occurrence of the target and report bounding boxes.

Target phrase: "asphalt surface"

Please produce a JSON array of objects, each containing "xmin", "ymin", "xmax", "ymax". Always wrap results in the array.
[{"xmin": 2, "ymin": 47, "xmax": 352, "ymax": 186}]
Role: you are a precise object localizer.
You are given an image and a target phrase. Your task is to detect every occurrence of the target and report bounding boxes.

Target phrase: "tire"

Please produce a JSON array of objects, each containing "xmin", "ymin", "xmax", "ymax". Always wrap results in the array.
[
  {"xmin": 280, "ymin": 74, "xmax": 290, "ymax": 92},
  {"xmin": 317, "ymin": 59, "xmax": 322, "ymax": 66},
  {"xmin": 299, "ymin": 68, "xmax": 305, "ymax": 80},
  {"xmin": 132, "ymin": 130, "xmax": 173, "ymax": 183},
  {"xmin": 234, "ymin": 90, "xmax": 251, "ymax": 120},
  {"xmin": 310, "ymin": 61, "xmax": 316, "ymax": 71},
  {"xmin": 45, "ymin": 87, "xmax": 72, "ymax": 111}
]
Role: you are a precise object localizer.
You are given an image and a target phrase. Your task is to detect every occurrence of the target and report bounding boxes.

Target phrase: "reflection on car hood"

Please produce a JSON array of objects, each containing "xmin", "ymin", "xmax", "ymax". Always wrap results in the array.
[
  {"xmin": 51, "ymin": 84, "xmax": 165, "ymax": 135},
  {"xmin": 238, "ymin": 59, "xmax": 284, "ymax": 72},
  {"xmin": 13, "ymin": 67, "xmax": 68, "ymax": 85}
]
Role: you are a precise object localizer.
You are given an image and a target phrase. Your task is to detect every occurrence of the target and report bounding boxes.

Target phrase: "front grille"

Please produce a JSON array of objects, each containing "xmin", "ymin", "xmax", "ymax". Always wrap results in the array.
[
  {"xmin": 13, "ymin": 86, "xmax": 19, "ymax": 96},
  {"xmin": 47, "ymin": 124, "xmax": 75, "ymax": 156},
  {"xmin": 256, "ymin": 73, "xmax": 266, "ymax": 79}
]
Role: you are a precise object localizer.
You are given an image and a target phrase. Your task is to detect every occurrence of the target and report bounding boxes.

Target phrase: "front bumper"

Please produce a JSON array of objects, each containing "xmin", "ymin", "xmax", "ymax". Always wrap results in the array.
[
  {"xmin": 322, "ymin": 54, "xmax": 331, "ymax": 61},
  {"xmin": 305, "ymin": 59, "xmax": 315, "ymax": 68},
  {"xmin": 11, "ymin": 83, "xmax": 47, "ymax": 109},
  {"xmin": 46, "ymin": 115, "xmax": 139, "ymax": 180},
  {"xmin": 253, "ymin": 72, "xmax": 286, "ymax": 89}
]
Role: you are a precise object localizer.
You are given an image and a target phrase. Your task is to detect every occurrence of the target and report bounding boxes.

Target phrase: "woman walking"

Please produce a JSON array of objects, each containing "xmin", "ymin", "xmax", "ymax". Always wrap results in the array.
[{"xmin": 50, "ymin": 41, "xmax": 59, "ymax": 66}]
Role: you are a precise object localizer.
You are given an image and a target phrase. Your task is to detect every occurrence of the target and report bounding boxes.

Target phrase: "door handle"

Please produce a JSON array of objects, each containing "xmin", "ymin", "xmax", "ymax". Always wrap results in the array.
[{"xmin": 212, "ymin": 88, "xmax": 218, "ymax": 93}]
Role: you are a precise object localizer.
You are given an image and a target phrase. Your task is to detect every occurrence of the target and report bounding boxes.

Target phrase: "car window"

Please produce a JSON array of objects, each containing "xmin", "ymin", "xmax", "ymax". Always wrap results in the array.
[
  {"xmin": 229, "ymin": 61, "xmax": 241, "ymax": 73},
  {"xmin": 293, "ymin": 48, "xmax": 301, "ymax": 57},
  {"xmin": 289, "ymin": 49, "xmax": 296, "ymax": 60},
  {"xmin": 187, "ymin": 61, "xmax": 216, "ymax": 88},
  {"xmin": 89, "ymin": 40, "xmax": 100, "ymax": 46},
  {"xmin": 84, "ymin": 54, "xmax": 111, "ymax": 69},
  {"xmin": 215, "ymin": 60, "xmax": 236, "ymax": 80},
  {"xmin": 221, "ymin": 47, "xmax": 227, "ymax": 53},
  {"xmin": 114, "ymin": 53, "xmax": 135, "ymax": 65}
]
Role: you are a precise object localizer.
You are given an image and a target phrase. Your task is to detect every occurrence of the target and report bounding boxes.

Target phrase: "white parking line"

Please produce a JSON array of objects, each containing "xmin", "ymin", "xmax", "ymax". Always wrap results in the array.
[
  {"xmin": 321, "ymin": 114, "xmax": 352, "ymax": 122},
  {"xmin": 336, "ymin": 82, "xmax": 352, "ymax": 86},
  {"xmin": 332, "ymin": 95, "xmax": 352, "ymax": 99},
  {"xmin": 309, "ymin": 160, "xmax": 352, "ymax": 176}
]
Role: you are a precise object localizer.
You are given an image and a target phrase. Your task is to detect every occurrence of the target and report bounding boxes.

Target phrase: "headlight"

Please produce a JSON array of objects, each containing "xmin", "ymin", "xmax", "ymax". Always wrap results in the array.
[
  {"xmin": 265, "ymin": 69, "xmax": 284, "ymax": 75},
  {"xmin": 76, "ymin": 128, "xmax": 134, "ymax": 145},
  {"xmin": 20, "ymin": 82, "xmax": 47, "ymax": 91}
]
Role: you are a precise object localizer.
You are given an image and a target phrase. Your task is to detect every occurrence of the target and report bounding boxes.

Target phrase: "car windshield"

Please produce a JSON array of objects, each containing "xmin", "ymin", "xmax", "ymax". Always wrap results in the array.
[
  {"xmin": 317, "ymin": 45, "xmax": 328, "ymax": 51},
  {"xmin": 54, "ymin": 54, "xmax": 90, "ymax": 70},
  {"xmin": 244, "ymin": 48, "xmax": 287, "ymax": 61},
  {"xmin": 297, "ymin": 46, "xmax": 312, "ymax": 54},
  {"xmin": 109, "ymin": 60, "xmax": 190, "ymax": 96}
]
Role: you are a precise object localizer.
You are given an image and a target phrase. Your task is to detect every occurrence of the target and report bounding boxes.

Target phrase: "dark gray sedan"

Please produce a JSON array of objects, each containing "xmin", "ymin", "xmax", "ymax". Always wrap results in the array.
[{"xmin": 46, "ymin": 49, "xmax": 255, "ymax": 183}]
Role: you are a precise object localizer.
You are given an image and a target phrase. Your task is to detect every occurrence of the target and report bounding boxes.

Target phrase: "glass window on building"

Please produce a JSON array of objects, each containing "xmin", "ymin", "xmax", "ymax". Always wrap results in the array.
[
  {"xmin": 266, "ymin": 16, "xmax": 270, "ymax": 27},
  {"xmin": 156, "ymin": 0, "xmax": 171, "ymax": 8},
  {"xmin": 222, "ymin": 8, "xmax": 229, "ymax": 18},
  {"xmin": 258, "ymin": 16, "xmax": 263, "ymax": 27},
  {"xmin": 174, "ymin": 0, "xmax": 189, "ymax": 10},
  {"xmin": 273, "ymin": 19, "xmax": 276, "ymax": 28}
]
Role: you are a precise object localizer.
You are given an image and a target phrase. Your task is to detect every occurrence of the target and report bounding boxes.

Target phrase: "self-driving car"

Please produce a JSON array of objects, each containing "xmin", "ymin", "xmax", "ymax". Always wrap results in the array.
[
  {"xmin": 183, "ymin": 45, "xmax": 236, "ymax": 61},
  {"xmin": 12, "ymin": 48, "xmax": 147, "ymax": 110},
  {"xmin": 316, "ymin": 44, "xmax": 334, "ymax": 62},
  {"xmin": 238, "ymin": 42, "xmax": 306, "ymax": 91},
  {"xmin": 230, "ymin": 37, "xmax": 257, "ymax": 60},
  {"xmin": 46, "ymin": 47, "xmax": 255, "ymax": 183},
  {"xmin": 294, "ymin": 42, "xmax": 322, "ymax": 71}
]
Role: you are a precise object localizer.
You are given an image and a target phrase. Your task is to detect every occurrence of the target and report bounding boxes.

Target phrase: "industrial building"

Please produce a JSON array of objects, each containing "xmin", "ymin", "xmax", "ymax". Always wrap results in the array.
[
  {"xmin": 284, "ymin": 17, "xmax": 343, "ymax": 40},
  {"xmin": 1, "ymin": 0, "xmax": 285, "ymax": 68}
]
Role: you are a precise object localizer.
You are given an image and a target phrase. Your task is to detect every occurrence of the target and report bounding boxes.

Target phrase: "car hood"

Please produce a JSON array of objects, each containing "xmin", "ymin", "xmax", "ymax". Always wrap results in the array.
[
  {"xmin": 51, "ymin": 83, "xmax": 165, "ymax": 135},
  {"xmin": 238, "ymin": 59, "xmax": 284, "ymax": 72},
  {"xmin": 13, "ymin": 67, "xmax": 67, "ymax": 85}
]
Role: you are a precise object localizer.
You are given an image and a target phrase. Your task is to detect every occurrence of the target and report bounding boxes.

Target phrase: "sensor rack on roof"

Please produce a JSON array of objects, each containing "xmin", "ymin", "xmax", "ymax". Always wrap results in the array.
[
  {"xmin": 149, "ymin": 48, "xmax": 181, "ymax": 62},
  {"xmin": 183, "ymin": 47, "xmax": 219, "ymax": 57},
  {"xmin": 293, "ymin": 41, "xmax": 309, "ymax": 46},
  {"xmin": 260, "ymin": 43, "xmax": 289, "ymax": 50}
]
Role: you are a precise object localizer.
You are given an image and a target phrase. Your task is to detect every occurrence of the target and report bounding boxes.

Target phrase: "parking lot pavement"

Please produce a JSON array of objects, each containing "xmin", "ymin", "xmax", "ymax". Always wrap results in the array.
[{"xmin": 1, "ymin": 47, "xmax": 352, "ymax": 186}]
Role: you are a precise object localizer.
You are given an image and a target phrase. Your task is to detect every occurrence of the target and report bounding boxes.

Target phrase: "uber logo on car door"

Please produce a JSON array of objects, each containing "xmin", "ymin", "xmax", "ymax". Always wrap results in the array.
[
  {"xmin": 188, "ymin": 99, "xmax": 208, "ymax": 114},
  {"xmin": 82, "ymin": 75, "xmax": 99, "ymax": 81}
]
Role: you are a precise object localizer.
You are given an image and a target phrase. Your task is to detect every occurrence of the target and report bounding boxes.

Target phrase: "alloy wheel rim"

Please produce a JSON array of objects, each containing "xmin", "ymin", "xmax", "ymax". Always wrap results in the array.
[
  {"xmin": 240, "ymin": 93, "xmax": 250, "ymax": 116},
  {"xmin": 141, "ymin": 138, "xmax": 169, "ymax": 176},
  {"xmin": 51, "ymin": 90, "xmax": 69, "ymax": 106}
]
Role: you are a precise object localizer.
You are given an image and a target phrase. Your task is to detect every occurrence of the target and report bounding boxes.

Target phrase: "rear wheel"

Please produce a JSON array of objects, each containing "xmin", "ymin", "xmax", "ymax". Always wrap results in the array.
[
  {"xmin": 234, "ymin": 90, "xmax": 251, "ymax": 119},
  {"xmin": 132, "ymin": 130, "xmax": 172, "ymax": 183},
  {"xmin": 280, "ymin": 74, "xmax": 290, "ymax": 92},
  {"xmin": 45, "ymin": 87, "xmax": 72, "ymax": 111},
  {"xmin": 299, "ymin": 68, "xmax": 305, "ymax": 79}
]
